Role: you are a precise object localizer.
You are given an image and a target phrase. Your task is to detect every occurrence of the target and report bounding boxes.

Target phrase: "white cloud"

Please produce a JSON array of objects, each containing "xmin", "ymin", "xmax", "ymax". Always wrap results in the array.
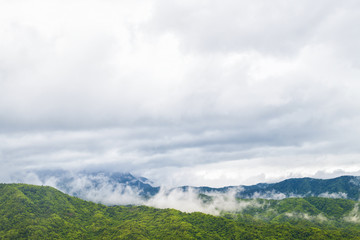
[
  {"xmin": 1, "ymin": 0, "xmax": 360, "ymax": 186},
  {"xmin": 344, "ymin": 204, "xmax": 360, "ymax": 223},
  {"xmin": 318, "ymin": 192, "xmax": 348, "ymax": 199},
  {"xmin": 146, "ymin": 187, "xmax": 258, "ymax": 215}
]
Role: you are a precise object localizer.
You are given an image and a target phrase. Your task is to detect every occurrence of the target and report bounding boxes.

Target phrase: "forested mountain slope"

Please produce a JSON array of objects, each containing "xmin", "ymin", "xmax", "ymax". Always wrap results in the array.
[
  {"xmin": 2, "ymin": 183, "xmax": 360, "ymax": 239},
  {"xmin": 183, "ymin": 175, "xmax": 360, "ymax": 200}
]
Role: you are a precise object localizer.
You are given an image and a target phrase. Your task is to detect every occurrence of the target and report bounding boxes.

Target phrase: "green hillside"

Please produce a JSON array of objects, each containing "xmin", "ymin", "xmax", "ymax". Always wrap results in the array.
[
  {"xmin": 1, "ymin": 183, "xmax": 360, "ymax": 239},
  {"xmin": 222, "ymin": 197, "xmax": 360, "ymax": 229}
]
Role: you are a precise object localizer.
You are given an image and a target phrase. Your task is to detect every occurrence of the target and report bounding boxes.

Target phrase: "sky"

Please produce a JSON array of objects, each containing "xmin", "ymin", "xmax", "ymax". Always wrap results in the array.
[{"xmin": 1, "ymin": 0, "xmax": 360, "ymax": 187}]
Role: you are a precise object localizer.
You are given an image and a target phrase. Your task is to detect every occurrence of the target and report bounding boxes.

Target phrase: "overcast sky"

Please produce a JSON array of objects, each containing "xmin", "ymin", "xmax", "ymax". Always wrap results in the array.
[{"xmin": 1, "ymin": 0, "xmax": 360, "ymax": 187}]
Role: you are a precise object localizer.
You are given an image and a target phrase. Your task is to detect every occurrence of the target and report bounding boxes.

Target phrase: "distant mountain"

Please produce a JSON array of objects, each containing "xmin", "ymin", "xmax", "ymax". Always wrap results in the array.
[
  {"xmin": 19, "ymin": 170, "xmax": 360, "ymax": 202},
  {"xmin": 2, "ymin": 183, "xmax": 360, "ymax": 239},
  {"xmin": 183, "ymin": 176, "xmax": 360, "ymax": 200},
  {"xmin": 239, "ymin": 176, "xmax": 360, "ymax": 200},
  {"xmin": 28, "ymin": 170, "xmax": 160, "ymax": 202}
]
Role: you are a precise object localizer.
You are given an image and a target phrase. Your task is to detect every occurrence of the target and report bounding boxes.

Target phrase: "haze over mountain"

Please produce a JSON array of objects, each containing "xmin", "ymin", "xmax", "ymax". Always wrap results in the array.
[
  {"xmin": 11, "ymin": 170, "xmax": 360, "ymax": 214},
  {"xmin": 187, "ymin": 176, "xmax": 360, "ymax": 200}
]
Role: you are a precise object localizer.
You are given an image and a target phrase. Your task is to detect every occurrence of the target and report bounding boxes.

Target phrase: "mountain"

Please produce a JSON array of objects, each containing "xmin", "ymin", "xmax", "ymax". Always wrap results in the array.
[
  {"xmin": 31, "ymin": 170, "xmax": 160, "ymax": 199},
  {"xmin": 1, "ymin": 183, "xmax": 360, "ymax": 239},
  {"xmin": 19, "ymin": 170, "xmax": 360, "ymax": 203},
  {"xmin": 181, "ymin": 175, "xmax": 360, "ymax": 200},
  {"xmin": 239, "ymin": 176, "xmax": 360, "ymax": 199}
]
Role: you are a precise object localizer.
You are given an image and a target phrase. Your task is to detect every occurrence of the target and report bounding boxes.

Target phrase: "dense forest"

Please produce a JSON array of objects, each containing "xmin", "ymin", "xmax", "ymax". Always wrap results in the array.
[{"xmin": 1, "ymin": 183, "xmax": 360, "ymax": 239}]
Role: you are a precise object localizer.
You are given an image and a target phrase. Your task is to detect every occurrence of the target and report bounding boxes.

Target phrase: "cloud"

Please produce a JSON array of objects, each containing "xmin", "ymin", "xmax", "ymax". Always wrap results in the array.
[
  {"xmin": 249, "ymin": 191, "xmax": 288, "ymax": 200},
  {"xmin": 1, "ymin": 0, "xmax": 360, "ymax": 186},
  {"xmin": 344, "ymin": 204, "xmax": 360, "ymax": 223},
  {"xmin": 318, "ymin": 192, "xmax": 348, "ymax": 199},
  {"xmin": 10, "ymin": 169, "xmax": 359, "ymax": 219},
  {"xmin": 61, "ymin": 176, "xmax": 145, "ymax": 206},
  {"xmin": 24, "ymin": 170, "xmax": 262, "ymax": 215},
  {"xmin": 149, "ymin": 0, "xmax": 341, "ymax": 55},
  {"xmin": 284, "ymin": 212, "xmax": 328, "ymax": 222},
  {"xmin": 146, "ymin": 187, "xmax": 261, "ymax": 215}
]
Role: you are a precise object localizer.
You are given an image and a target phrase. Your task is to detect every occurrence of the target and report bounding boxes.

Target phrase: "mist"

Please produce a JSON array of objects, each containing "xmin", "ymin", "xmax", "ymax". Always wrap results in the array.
[
  {"xmin": 10, "ymin": 170, "xmax": 356, "ymax": 217},
  {"xmin": 13, "ymin": 170, "xmax": 257, "ymax": 215}
]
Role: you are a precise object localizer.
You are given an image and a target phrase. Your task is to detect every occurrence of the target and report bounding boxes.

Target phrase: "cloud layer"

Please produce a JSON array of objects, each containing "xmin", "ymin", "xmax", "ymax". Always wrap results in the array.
[{"xmin": 1, "ymin": 0, "xmax": 360, "ymax": 186}]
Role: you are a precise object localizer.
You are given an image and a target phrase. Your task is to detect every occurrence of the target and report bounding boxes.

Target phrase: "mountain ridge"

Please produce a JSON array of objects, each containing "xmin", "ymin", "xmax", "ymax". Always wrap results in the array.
[
  {"xmin": 187, "ymin": 175, "xmax": 360, "ymax": 200},
  {"xmin": 11, "ymin": 171, "xmax": 360, "ymax": 202}
]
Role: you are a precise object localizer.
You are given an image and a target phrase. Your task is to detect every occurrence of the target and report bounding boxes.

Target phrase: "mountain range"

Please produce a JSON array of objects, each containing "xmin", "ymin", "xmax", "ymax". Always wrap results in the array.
[
  {"xmin": 32, "ymin": 170, "xmax": 160, "ymax": 197},
  {"xmin": 21, "ymin": 170, "xmax": 360, "ymax": 202},
  {"xmin": 4, "ymin": 172, "xmax": 360, "ymax": 238},
  {"xmin": 189, "ymin": 175, "xmax": 360, "ymax": 200},
  {"xmin": 2, "ymin": 183, "xmax": 360, "ymax": 239}
]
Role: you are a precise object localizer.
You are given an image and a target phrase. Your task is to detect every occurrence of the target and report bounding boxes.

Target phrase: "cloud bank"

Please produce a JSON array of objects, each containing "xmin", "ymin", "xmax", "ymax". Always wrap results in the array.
[{"xmin": 1, "ymin": 0, "xmax": 360, "ymax": 186}]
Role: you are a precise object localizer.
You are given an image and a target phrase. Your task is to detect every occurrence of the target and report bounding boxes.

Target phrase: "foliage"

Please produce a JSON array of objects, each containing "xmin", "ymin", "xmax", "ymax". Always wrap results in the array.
[
  {"xmin": 238, "ymin": 176, "xmax": 360, "ymax": 199},
  {"xmin": 1, "ymin": 183, "xmax": 360, "ymax": 239}
]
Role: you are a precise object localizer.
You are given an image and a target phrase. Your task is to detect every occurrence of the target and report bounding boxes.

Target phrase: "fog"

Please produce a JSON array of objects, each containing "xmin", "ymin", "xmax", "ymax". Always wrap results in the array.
[
  {"xmin": 10, "ymin": 170, "xmax": 355, "ymax": 217},
  {"xmin": 13, "ymin": 170, "xmax": 257, "ymax": 215}
]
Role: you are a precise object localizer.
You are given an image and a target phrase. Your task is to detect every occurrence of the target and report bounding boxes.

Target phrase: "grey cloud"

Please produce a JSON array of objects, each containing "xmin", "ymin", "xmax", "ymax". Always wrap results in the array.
[
  {"xmin": 149, "ymin": 0, "xmax": 340, "ymax": 55},
  {"xmin": 1, "ymin": 0, "xmax": 360, "ymax": 186}
]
